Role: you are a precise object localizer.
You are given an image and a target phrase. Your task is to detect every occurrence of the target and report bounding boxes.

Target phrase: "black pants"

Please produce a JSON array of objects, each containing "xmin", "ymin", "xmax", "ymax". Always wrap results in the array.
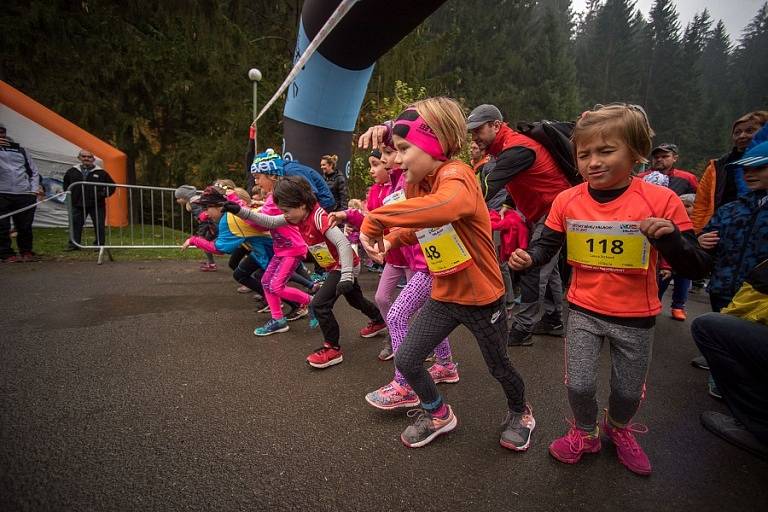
[
  {"xmin": 233, "ymin": 255, "xmax": 266, "ymax": 295},
  {"xmin": 0, "ymin": 193, "xmax": 36, "ymax": 258},
  {"xmin": 71, "ymin": 205, "xmax": 106, "ymax": 247},
  {"xmin": 692, "ymin": 313, "xmax": 768, "ymax": 445},
  {"xmin": 395, "ymin": 297, "xmax": 527, "ymax": 413},
  {"xmin": 228, "ymin": 245, "xmax": 250, "ymax": 271},
  {"xmin": 310, "ymin": 270, "xmax": 382, "ymax": 346}
]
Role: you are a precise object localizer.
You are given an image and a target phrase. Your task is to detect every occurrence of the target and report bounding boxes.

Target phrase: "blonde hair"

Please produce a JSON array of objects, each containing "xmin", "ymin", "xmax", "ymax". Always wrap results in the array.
[
  {"xmin": 411, "ymin": 97, "xmax": 467, "ymax": 159},
  {"xmin": 321, "ymin": 154, "xmax": 339, "ymax": 169},
  {"xmin": 233, "ymin": 187, "xmax": 251, "ymax": 203},
  {"xmin": 732, "ymin": 110, "xmax": 768, "ymax": 132},
  {"xmin": 348, "ymin": 198, "xmax": 363, "ymax": 210},
  {"xmin": 572, "ymin": 104, "xmax": 655, "ymax": 164}
]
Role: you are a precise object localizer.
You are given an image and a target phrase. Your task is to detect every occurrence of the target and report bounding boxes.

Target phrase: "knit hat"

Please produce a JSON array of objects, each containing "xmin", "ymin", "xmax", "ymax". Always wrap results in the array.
[
  {"xmin": 195, "ymin": 186, "xmax": 227, "ymax": 207},
  {"xmin": 642, "ymin": 170, "xmax": 670, "ymax": 188},
  {"xmin": 174, "ymin": 184, "xmax": 198, "ymax": 201},
  {"xmin": 250, "ymin": 148, "xmax": 285, "ymax": 176}
]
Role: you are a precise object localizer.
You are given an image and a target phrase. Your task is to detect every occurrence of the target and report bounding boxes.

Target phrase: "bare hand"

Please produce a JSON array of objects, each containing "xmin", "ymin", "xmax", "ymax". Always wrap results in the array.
[
  {"xmin": 359, "ymin": 232, "xmax": 388, "ymax": 264},
  {"xmin": 698, "ymin": 231, "xmax": 720, "ymax": 250},
  {"xmin": 659, "ymin": 269, "xmax": 672, "ymax": 280},
  {"xmin": 357, "ymin": 125, "xmax": 389, "ymax": 149},
  {"xmin": 508, "ymin": 248, "xmax": 533, "ymax": 270},
  {"xmin": 181, "ymin": 239, "xmax": 192, "ymax": 251},
  {"xmin": 328, "ymin": 211, "xmax": 347, "ymax": 228},
  {"xmin": 499, "ymin": 205, "xmax": 511, "ymax": 219},
  {"xmin": 639, "ymin": 217, "xmax": 676, "ymax": 239}
]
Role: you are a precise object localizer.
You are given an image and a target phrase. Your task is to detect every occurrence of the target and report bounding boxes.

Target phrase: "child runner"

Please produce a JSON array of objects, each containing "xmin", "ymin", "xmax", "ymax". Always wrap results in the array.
[
  {"xmin": 224, "ymin": 175, "xmax": 386, "ymax": 369},
  {"xmin": 247, "ymin": 149, "xmax": 311, "ymax": 336},
  {"xmin": 509, "ymin": 103, "xmax": 709, "ymax": 475},
  {"xmin": 175, "ymin": 185, "xmax": 217, "ymax": 271},
  {"xmin": 359, "ymin": 97, "xmax": 533, "ymax": 450}
]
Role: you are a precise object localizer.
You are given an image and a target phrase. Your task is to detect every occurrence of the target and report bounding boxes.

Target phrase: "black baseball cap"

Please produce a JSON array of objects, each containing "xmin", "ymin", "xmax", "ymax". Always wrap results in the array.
[{"xmin": 467, "ymin": 104, "xmax": 503, "ymax": 130}]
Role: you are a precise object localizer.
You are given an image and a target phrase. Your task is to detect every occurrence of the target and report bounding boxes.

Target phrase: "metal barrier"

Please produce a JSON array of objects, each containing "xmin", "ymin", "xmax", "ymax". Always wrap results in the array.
[{"xmin": 67, "ymin": 182, "xmax": 197, "ymax": 264}]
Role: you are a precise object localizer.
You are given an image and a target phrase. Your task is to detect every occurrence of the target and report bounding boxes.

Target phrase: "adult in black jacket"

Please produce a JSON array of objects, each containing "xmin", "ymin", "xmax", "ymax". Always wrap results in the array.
[
  {"xmin": 62, "ymin": 149, "xmax": 115, "ymax": 249},
  {"xmin": 320, "ymin": 154, "xmax": 348, "ymax": 213}
]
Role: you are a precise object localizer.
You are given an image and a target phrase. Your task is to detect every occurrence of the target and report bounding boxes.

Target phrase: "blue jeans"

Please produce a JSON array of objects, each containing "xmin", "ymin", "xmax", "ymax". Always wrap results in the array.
[{"xmin": 658, "ymin": 273, "xmax": 691, "ymax": 309}]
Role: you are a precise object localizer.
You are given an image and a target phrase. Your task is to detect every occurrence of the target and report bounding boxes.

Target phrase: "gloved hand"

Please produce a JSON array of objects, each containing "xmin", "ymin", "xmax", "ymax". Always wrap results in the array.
[
  {"xmin": 221, "ymin": 201, "xmax": 241, "ymax": 214},
  {"xmin": 336, "ymin": 275, "xmax": 354, "ymax": 296}
]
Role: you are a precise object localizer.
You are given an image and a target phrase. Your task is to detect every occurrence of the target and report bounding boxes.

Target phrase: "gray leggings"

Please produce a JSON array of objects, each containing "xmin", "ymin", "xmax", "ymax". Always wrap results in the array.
[{"xmin": 566, "ymin": 309, "xmax": 653, "ymax": 431}]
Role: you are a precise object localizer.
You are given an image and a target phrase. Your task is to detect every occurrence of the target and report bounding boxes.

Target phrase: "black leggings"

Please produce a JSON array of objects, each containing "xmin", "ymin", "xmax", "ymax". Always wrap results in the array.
[
  {"xmin": 233, "ymin": 255, "xmax": 265, "ymax": 295},
  {"xmin": 310, "ymin": 270, "xmax": 382, "ymax": 346},
  {"xmin": 394, "ymin": 297, "xmax": 526, "ymax": 413}
]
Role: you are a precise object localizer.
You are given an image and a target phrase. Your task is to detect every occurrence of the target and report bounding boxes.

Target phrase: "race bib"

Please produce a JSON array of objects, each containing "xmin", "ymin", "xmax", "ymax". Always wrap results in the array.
[
  {"xmin": 308, "ymin": 242, "xmax": 336, "ymax": 268},
  {"xmin": 382, "ymin": 189, "xmax": 406, "ymax": 205},
  {"xmin": 566, "ymin": 220, "xmax": 650, "ymax": 274},
  {"xmin": 416, "ymin": 224, "xmax": 473, "ymax": 276}
]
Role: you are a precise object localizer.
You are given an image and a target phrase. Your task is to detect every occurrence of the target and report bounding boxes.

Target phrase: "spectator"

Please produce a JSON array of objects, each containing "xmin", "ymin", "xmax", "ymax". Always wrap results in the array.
[
  {"xmin": 692, "ymin": 110, "xmax": 768, "ymax": 232},
  {"xmin": 62, "ymin": 149, "xmax": 116, "ymax": 249},
  {"xmin": 320, "ymin": 154, "xmax": 348, "ymax": 213},
  {"xmin": 0, "ymin": 124, "xmax": 44, "ymax": 262},
  {"xmin": 693, "ymin": 259, "xmax": 768, "ymax": 460},
  {"xmin": 638, "ymin": 143, "xmax": 698, "ymax": 196}
]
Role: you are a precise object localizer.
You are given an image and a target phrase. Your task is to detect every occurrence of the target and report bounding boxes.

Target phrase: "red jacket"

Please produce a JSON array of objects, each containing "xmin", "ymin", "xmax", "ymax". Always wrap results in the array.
[{"xmin": 489, "ymin": 209, "xmax": 528, "ymax": 261}]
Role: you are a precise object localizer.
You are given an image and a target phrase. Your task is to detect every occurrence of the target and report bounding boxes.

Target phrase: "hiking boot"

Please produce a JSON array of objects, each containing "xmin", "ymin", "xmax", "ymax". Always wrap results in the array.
[
  {"xmin": 671, "ymin": 308, "xmax": 687, "ymax": 321},
  {"xmin": 507, "ymin": 326, "xmax": 533, "ymax": 347},
  {"xmin": 360, "ymin": 320, "xmax": 387, "ymax": 338},
  {"xmin": 499, "ymin": 404, "xmax": 536, "ymax": 451},
  {"xmin": 700, "ymin": 411, "xmax": 768, "ymax": 461},
  {"xmin": 378, "ymin": 338, "xmax": 394, "ymax": 361},
  {"xmin": 307, "ymin": 342, "xmax": 343, "ymax": 369},
  {"xmin": 691, "ymin": 355, "xmax": 709, "ymax": 370},
  {"xmin": 365, "ymin": 380, "xmax": 420, "ymax": 410},
  {"xmin": 285, "ymin": 304, "xmax": 309, "ymax": 322},
  {"xmin": 708, "ymin": 374, "xmax": 723, "ymax": 400},
  {"xmin": 549, "ymin": 421, "xmax": 601, "ymax": 464},
  {"xmin": 532, "ymin": 318, "xmax": 564, "ymax": 336},
  {"xmin": 427, "ymin": 362, "xmax": 460, "ymax": 384},
  {"xmin": 401, "ymin": 406, "xmax": 458, "ymax": 448},
  {"xmin": 253, "ymin": 318, "xmax": 289, "ymax": 337},
  {"xmin": 602, "ymin": 413, "xmax": 652, "ymax": 476}
]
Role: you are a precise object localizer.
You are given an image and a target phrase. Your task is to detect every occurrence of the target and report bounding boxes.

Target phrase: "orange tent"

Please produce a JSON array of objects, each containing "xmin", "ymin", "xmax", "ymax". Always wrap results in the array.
[{"xmin": 0, "ymin": 80, "xmax": 127, "ymax": 226}]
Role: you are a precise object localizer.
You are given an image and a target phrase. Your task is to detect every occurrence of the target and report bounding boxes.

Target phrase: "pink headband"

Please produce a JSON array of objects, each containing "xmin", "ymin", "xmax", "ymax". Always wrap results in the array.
[{"xmin": 392, "ymin": 110, "xmax": 447, "ymax": 161}]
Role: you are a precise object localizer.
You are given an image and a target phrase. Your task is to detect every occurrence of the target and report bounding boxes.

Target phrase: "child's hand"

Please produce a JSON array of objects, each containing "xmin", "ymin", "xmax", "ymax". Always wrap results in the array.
[
  {"xmin": 181, "ymin": 239, "xmax": 192, "ymax": 251},
  {"xmin": 508, "ymin": 249, "xmax": 532, "ymax": 270},
  {"xmin": 640, "ymin": 218, "xmax": 676, "ymax": 239},
  {"xmin": 698, "ymin": 231, "xmax": 720, "ymax": 249},
  {"xmin": 328, "ymin": 211, "xmax": 347, "ymax": 228},
  {"xmin": 359, "ymin": 232, "xmax": 388, "ymax": 264},
  {"xmin": 659, "ymin": 269, "xmax": 672, "ymax": 280},
  {"xmin": 357, "ymin": 125, "xmax": 389, "ymax": 149}
]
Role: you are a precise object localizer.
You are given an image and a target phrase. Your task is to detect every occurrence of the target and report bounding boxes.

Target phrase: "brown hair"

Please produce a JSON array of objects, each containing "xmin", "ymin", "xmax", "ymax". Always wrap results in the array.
[
  {"xmin": 212, "ymin": 179, "xmax": 237, "ymax": 194},
  {"xmin": 411, "ymin": 97, "xmax": 467, "ymax": 159},
  {"xmin": 233, "ymin": 187, "xmax": 251, "ymax": 203},
  {"xmin": 572, "ymin": 103, "xmax": 655, "ymax": 164},
  {"xmin": 732, "ymin": 111, "xmax": 768, "ymax": 132},
  {"xmin": 273, "ymin": 176, "xmax": 317, "ymax": 212},
  {"xmin": 321, "ymin": 154, "xmax": 339, "ymax": 169}
]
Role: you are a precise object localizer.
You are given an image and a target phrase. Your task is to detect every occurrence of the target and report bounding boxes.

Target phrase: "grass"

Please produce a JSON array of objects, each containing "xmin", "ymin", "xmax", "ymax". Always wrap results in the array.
[{"xmin": 29, "ymin": 227, "xmax": 206, "ymax": 262}]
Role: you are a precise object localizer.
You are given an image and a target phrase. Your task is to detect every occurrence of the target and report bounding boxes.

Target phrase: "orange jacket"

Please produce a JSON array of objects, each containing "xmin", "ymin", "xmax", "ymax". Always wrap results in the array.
[
  {"xmin": 691, "ymin": 159, "xmax": 717, "ymax": 233},
  {"xmin": 361, "ymin": 160, "xmax": 504, "ymax": 306}
]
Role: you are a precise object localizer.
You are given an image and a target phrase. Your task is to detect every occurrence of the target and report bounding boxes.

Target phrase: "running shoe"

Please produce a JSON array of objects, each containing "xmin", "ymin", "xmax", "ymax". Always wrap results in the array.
[
  {"xmin": 306, "ymin": 342, "xmax": 343, "ymax": 369},
  {"xmin": 671, "ymin": 308, "xmax": 687, "ymax": 321},
  {"xmin": 236, "ymin": 285, "xmax": 251, "ymax": 293},
  {"xmin": 499, "ymin": 404, "xmax": 536, "ymax": 451},
  {"xmin": 691, "ymin": 355, "xmax": 710, "ymax": 370},
  {"xmin": 532, "ymin": 319, "xmax": 565, "ymax": 336},
  {"xmin": 285, "ymin": 304, "xmax": 309, "ymax": 322},
  {"xmin": 427, "ymin": 362, "xmax": 460, "ymax": 384},
  {"xmin": 602, "ymin": 412, "xmax": 652, "ymax": 475},
  {"xmin": 199, "ymin": 262, "xmax": 217, "ymax": 272},
  {"xmin": 401, "ymin": 406, "xmax": 457, "ymax": 448},
  {"xmin": 507, "ymin": 326, "xmax": 533, "ymax": 346},
  {"xmin": 253, "ymin": 318, "xmax": 289, "ymax": 337},
  {"xmin": 365, "ymin": 380, "xmax": 420, "ymax": 410},
  {"xmin": 360, "ymin": 320, "xmax": 387, "ymax": 338},
  {"xmin": 549, "ymin": 420, "xmax": 601, "ymax": 464},
  {"xmin": 378, "ymin": 339, "xmax": 394, "ymax": 361},
  {"xmin": 20, "ymin": 251, "xmax": 40, "ymax": 262},
  {"xmin": 257, "ymin": 304, "xmax": 272, "ymax": 314}
]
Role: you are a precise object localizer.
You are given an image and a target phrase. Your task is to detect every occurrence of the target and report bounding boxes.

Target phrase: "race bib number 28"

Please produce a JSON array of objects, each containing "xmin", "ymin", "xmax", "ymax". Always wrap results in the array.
[{"xmin": 566, "ymin": 220, "xmax": 650, "ymax": 274}]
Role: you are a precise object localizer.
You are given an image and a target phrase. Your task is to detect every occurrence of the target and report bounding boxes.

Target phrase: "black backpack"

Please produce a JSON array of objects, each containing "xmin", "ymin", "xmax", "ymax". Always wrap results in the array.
[{"xmin": 516, "ymin": 120, "xmax": 582, "ymax": 186}]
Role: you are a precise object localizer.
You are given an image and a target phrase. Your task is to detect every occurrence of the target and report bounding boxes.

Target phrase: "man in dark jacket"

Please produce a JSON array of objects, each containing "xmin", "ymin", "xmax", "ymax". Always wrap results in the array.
[
  {"xmin": 62, "ymin": 149, "xmax": 115, "ymax": 249},
  {"xmin": 320, "ymin": 155, "xmax": 348, "ymax": 213}
]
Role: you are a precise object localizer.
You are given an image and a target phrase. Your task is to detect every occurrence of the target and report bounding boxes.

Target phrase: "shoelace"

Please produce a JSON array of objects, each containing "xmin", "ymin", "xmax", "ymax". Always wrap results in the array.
[
  {"xmin": 562, "ymin": 419, "xmax": 593, "ymax": 452},
  {"xmin": 405, "ymin": 408, "xmax": 434, "ymax": 431},
  {"xmin": 609, "ymin": 423, "xmax": 649, "ymax": 455}
]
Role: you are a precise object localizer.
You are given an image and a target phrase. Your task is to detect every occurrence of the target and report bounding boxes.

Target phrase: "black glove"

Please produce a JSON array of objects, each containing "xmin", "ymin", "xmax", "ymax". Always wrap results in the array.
[
  {"xmin": 336, "ymin": 276, "xmax": 354, "ymax": 296},
  {"xmin": 221, "ymin": 201, "xmax": 241, "ymax": 214}
]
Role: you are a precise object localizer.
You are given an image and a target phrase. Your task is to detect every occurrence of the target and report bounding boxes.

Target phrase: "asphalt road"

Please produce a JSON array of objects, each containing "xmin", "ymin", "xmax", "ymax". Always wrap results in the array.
[{"xmin": 1, "ymin": 260, "xmax": 766, "ymax": 511}]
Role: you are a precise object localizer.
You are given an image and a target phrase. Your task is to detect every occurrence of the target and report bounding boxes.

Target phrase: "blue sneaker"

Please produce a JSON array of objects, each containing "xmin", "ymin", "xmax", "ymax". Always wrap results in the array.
[
  {"xmin": 254, "ymin": 318, "xmax": 289, "ymax": 336},
  {"xmin": 308, "ymin": 305, "xmax": 319, "ymax": 329}
]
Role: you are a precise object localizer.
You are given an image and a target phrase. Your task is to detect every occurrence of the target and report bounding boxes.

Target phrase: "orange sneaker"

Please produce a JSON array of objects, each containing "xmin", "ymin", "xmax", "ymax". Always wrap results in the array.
[{"xmin": 671, "ymin": 308, "xmax": 687, "ymax": 321}]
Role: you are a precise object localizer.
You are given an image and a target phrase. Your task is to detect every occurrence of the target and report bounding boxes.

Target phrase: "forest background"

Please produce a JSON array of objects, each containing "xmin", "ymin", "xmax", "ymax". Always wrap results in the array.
[{"xmin": 2, "ymin": 0, "xmax": 767, "ymax": 198}]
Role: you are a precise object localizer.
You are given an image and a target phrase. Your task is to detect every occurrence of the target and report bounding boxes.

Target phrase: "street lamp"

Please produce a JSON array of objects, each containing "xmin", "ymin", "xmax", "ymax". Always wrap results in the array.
[{"xmin": 248, "ymin": 68, "xmax": 262, "ymax": 152}]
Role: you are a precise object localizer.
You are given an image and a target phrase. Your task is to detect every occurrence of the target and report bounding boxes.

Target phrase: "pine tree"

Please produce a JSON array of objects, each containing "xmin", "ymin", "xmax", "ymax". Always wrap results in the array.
[{"xmin": 732, "ymin": 2, "xmax": 768, "ymax": 112}]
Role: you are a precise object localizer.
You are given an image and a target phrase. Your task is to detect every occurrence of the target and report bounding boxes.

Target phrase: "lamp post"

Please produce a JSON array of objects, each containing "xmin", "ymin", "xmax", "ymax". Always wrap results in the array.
[{"xmin": 248, "ymin": 68, "xmax": 262, "ymax": 152}]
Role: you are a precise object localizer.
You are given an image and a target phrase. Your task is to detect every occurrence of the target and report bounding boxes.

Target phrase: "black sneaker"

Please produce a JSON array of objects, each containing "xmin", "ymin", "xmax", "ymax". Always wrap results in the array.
[
  {"xmin": 691, "ymin": 355, "xmax": 710, "ymax": 370},
  {"xmin": 285, "ymin": 304, "xmax": 309, "ymax": 321},
  {"xmin": 507, "ymin": 326, "xmax": 533, "ymax": 346},
  {"xmin": 532, "ymin": 319, "xmax": 565, "ymax": 336},
  {"xmin": 700, "ymin": 411, "xmax": 768, "ymax": 460},
  {"xmin": 500, "ymin": 404, "xmax": 536, "ymax": 451}
]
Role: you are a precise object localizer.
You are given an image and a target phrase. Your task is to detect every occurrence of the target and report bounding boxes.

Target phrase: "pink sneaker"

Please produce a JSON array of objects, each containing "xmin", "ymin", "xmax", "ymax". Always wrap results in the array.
[
  {"xmin": 549, "ymin": 420, "xmax": 601, "ymax": 464},
  {"xmin": 602, "ymin": 413, "xmax": 652, "ymax": 475},
  {"xmin": 427, "ymin": 362, "xmax": 460, "ymax": 384},
  {"xmin": 359, "ymin": 320, "xmax": 387, "ymax": 338},
  {"xmin": 365, "ymin": 380, "xmax": 420, "ymax": 410},
  {"xmin": 199, "ymin": 262, "xmax": 217, "ymax": 272}
]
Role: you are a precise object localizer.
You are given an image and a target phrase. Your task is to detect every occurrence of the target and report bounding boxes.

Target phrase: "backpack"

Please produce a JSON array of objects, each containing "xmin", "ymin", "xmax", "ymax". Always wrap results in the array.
[{"xmin": 516, "ymin": 120, "xmax": 582, "ymax": 186}]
